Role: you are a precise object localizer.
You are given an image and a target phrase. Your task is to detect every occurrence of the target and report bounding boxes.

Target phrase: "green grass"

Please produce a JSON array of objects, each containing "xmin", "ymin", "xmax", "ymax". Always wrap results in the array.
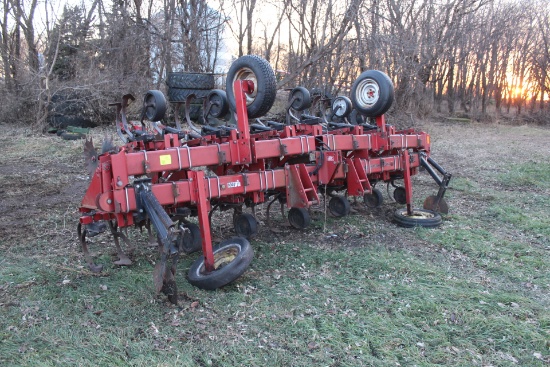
[
  {"xmin": 1, "ymin": 124, "xmax": 549, "ymax": 366},
  {"xmin": 2, "ymin": 240, "xmax": 547, "ymax": 366},
  {"xmin": 497, "ymin": 162, "xmax": 550, "ymax": 189}
]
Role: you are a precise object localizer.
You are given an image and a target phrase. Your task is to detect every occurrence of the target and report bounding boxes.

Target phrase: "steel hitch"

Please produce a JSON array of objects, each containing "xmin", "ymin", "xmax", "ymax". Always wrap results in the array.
[{"xmin": 420, "ymin": 153, "xmax": 452, "ymax": 213}]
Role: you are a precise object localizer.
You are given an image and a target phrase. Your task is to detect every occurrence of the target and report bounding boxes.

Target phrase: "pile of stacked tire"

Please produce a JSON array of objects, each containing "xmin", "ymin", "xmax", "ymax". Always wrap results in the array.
[
  {"xmin": 166, "ymin": 72, "xmax": 217, "ymax": 123},
  {"xmin": 47, "ymin": 90, "xmax": 96, "ymax": 140}
]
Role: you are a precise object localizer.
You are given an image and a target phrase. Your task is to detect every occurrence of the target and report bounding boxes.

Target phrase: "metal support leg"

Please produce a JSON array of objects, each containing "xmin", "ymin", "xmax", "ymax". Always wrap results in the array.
[
  {"xmin": 420, "ymin": 154, "xmax": 452, "ymax": 212},
  {"xmin": 77, "ymin": 223, "xmax": 103, "ymax": 273},
  {"xmin": 402, "ymin": 150, "xmax": 413, "ymax": 215},
  {"xmin": 189, "ymin": 170, "xmax": 215, "ymax": 272},
  {"xmin": 108, "ymin": 220, "xmax": 133, "ymax": 266}
]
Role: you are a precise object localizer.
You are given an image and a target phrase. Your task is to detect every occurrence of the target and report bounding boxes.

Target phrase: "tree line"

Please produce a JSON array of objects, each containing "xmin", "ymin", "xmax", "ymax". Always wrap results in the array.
[{"xmin": 0, "ymin": 0, "xmax": 548, "ymax": 128}]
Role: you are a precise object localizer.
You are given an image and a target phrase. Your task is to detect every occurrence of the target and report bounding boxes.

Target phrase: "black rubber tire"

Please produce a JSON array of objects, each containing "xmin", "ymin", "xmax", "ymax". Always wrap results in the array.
[
  {"xmin": 167, "ymin": 88, "xmax": 211, "ymax": 102},
  {"xmin": 328, "ymin": 196, "xmax": 351, "ymax": 217},
  {"xmin": 143, "ymin": 90, "xmax": 167, "ymax": 121},
  {"xmin": 187, "ymin": 237, "xmax": 254, "ymax": 290},
  {"xmin": 393, "ymin": 187, "xmax": 407, "ymax": 204},
  {"xmin": 177, "ymin": 103, "xmax": 203, "ymax": 121},
  {"xmin": 226, "ymin": 55, "xmax": 277, "ymax": 118},
  {"xmin": 60, "ymin": 131, "xmax": 85, "ymax": 140},
  {"xmin": 180, "ymin": 223, "xmax": 202, "ymax": 254},
  {"xmin": 332, "ymin": 96, "xmax": 352, "ymax": 118},
  {"xmin": 393, "ymin": 208, "xmax": 442, "ymax": 228},
  {"xmin": 288, "ymin": 207, "xmax": 311, "ymax": 229},
  {"xmin": 207, "ymin": 89, "xmax": 230, "ymax": 118},
  {"xmin": 233, "ymin": 213, "xmax": 258, "ymax": 239},
  {"xmin": 364, "ymin": 188, "xmax": 384, "ymax": 208},
  {"xmin": 350, "ymin": 70, "xmax": 394, "ymax": 117},
  {"xmin": 166, "ymin": 72, "xmax": 215, "ymax": 90},
  {"xmin": 349, "ymin": 109, "xmax": 366, "ymax": 125},
  {"xmin": 289, "ymin": 86, "xmax": 312, "ymax": 111}
]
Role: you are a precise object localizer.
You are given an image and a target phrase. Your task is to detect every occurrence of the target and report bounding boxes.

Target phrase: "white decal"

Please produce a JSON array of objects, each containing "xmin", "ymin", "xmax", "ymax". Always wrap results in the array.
[{"xmin": 227, "ymin": 181, "xmax": 241, "ymax": 188}]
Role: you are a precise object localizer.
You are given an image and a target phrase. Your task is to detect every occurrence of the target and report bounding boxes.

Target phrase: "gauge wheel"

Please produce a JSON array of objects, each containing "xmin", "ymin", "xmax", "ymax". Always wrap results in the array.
[
  {"xmin": 393, "ymin": 208, "xmax": 442, "ymax": 228},
  {"xmin": 288, "ymin": 207, "xmax": 311, "ymax": 229},
  {"xmin": 180, "ymin": 223, "xmax": 202, "ymax": 254},
  {"xmin": 226, "ymin": 55, "xmax": 277, "ymax": 118},
  {"xmin": 234, "ymin": 213, "xmax": 258, "ymax": 239},
  {"xmin": 393, "ymin": 186, "xmax": 407, "ymax": 204},
  {"xmin": 143, "ymin": 90, "xmax": 167, "ymax": 121},
  {"xmin": 332, "ymin": 96, "xmax": 353, "ymax": 118},
  {"xmin": 289, "ymin": 86, "xmax": 312, "ymax": 111},
  {"xmin": 364, "ymin": 188, "xmax": 384, "ymax": 208},
  {"xmin": 328, "ymin": 196, "xmax": 351, "ymax": 217},
  {"xmin": 207, "ymin": 89, "xmax": 230, "ymax": 118},
  {"xmin": 350, "ymin": 70, "xmax": 394, "ymax": 117},
  {"xmin": 187, "ymin": 237, "xmax": 254, "ymax": 290}
]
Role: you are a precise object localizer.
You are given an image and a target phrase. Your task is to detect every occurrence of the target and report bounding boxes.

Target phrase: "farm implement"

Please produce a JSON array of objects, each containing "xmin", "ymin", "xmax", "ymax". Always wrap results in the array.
[{"xmin": 78, "ymin": 56, "xmax": 451, "ymax": 303}]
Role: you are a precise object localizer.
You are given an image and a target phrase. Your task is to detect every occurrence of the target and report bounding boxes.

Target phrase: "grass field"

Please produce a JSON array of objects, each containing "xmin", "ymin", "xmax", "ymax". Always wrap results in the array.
[{"xmin": 0, "ymin": 121, "xmax": 548, "ymax": 366}]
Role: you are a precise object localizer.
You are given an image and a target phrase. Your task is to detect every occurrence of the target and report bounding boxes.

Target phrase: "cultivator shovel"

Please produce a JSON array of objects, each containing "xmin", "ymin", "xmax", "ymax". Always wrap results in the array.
[{"xmin": 77, "ymin": 55, "xmax": 451, "ymax": 304}]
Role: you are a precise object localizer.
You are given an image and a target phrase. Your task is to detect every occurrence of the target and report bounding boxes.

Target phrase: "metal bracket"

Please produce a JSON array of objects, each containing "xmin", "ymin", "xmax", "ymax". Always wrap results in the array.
[
  {"xmin": 420, "ymin": 153, "xmax": 452, "ymax": 206},
  {"xmin": 134, "ymin": 179, "xmax": 176, "ymax": 255}
]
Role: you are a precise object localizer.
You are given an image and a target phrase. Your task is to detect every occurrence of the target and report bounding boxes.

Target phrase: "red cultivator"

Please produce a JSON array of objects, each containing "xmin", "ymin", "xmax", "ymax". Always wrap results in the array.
[{"xmin": 78, "ymin": 56, "xmax": 451, "ymax": 303}]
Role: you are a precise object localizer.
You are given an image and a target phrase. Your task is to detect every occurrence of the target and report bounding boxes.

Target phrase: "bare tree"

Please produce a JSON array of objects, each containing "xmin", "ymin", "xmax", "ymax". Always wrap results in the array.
[
  {"xmin": 1, "ymin": 0, "xmax": 550, "ymax": 127},
  {"xmin": 277, "ymin": 0, "xmax": 365, "ymax": 89}
]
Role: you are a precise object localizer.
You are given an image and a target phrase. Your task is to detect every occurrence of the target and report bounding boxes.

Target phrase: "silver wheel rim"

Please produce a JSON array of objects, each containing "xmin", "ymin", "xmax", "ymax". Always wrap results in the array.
[
  {"xmin": 196, "ymin": 242, "xmax": 242, "ymax": 276},
  {"xmin": 332, "ymin": 97, "xmax": 348, "ymax": 117},
  {"xmin": 402, "ymin": 209, "xmax": 435, "ymax": 219},
  {"xmin": 233, "ymin": 67, "xmax": 257, "ymax": 106},
  {"xmin": 355, "ymin": 78, "xmax": 380, "ymax": 109}
]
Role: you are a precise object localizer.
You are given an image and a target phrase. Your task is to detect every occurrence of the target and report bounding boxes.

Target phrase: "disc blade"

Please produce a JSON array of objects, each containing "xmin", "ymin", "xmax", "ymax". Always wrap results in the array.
[
  {"xmin": 83, "ymin": 137, "xmax": 99, "ymax": 177},
  {"xmin": 423, "ymin": 195, "xmax": 449, "ymax": 214},
  {"xmin": 153, "ymin": 262, "xmax": 165, "ymax": 293}
]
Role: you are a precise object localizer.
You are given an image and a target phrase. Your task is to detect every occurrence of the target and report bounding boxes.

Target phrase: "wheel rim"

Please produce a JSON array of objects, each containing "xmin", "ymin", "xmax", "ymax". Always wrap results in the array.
[
  {"xmin": 209, "ymin": 94, "xmax": 223, "ymax": 116},
  {"xmin": 401, "ymin": 209, "xmax": 437, "ymax": 219},
  {"xmin": 333, "ymin": 99, "xmax": 347, "ymax": 117},
  {"xmin": 197, "ymin": 243, "xmax": 240, "ymax": 275},
  {"xmin": 355, "ymin": 78, "xmax": 380, "ymax": 109},
  {"xmin": 233, "ymin": 67, "xmax": 257, "ymax": 106},
  {"xmin": 213, "ymin": 246, "xmax": 238, "ymax": 269}
]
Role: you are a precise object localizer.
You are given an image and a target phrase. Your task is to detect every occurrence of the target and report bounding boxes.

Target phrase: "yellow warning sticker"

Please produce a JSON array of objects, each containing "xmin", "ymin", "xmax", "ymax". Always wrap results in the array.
[{"xmin": 160, "ymin": 155, "xmax": 172, "ymax": 166}]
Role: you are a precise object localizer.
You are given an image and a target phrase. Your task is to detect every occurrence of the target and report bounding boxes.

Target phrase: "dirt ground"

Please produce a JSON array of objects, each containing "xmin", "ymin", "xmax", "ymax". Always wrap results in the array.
[{"xmin": 1, "ymin": 119, "xmax": 548, "ymax": 257}]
